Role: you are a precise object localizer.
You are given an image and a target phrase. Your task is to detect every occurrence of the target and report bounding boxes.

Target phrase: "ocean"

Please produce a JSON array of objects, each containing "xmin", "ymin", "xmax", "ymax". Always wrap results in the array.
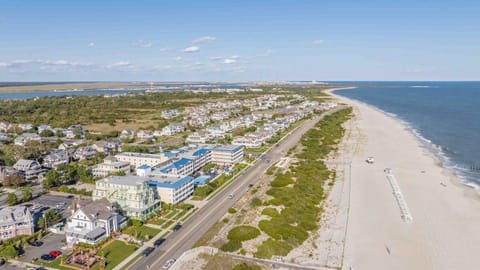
[{"xmin": 333, "ymin": 81, "xmax": 480, "ymax": 187}]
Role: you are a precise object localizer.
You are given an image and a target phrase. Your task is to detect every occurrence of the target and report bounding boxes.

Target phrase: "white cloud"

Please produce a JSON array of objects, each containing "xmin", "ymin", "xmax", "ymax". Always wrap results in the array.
[
  {"xmin": 183, "ymin": 46, "xmax": 200, "ymax": 53},
  {"xmin": 210, "ymin": 56, "xmax": 223, "ymax": 61},
  {"xmin": 88, "ymin": 42, "xmax": 95, "ymax": 47},
  {"xmin": 133, "ymin": 40, "xmax": 153, "ymax": 48},
  {"xmin": 223, "ymin": 58, "xmax": 237, "ymax": 64},
  {"xmin": 192, "ymin": 36, "xmax": 216, "ymax": 44},
  {"xmin": 106, "ymin": 61, "xmax": 132, "ymax": 69},
  {"xmin": 174, "ymin": 56, "xmax": 183, "ymax": 61},
  {"xmin": 53, "ymin": 60, "xmax": 68, "ymax": 65},
  {"xmin": 312, "ymin": 39, "xmax": 324, "ymax": 45},
  {"xmin": 0, "ymin": 62, "xmax": 11, "ymax": 68}
]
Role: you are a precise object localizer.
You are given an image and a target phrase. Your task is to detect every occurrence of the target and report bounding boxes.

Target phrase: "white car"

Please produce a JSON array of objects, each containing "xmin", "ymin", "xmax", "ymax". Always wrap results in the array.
[
  {"xmin": 366, "ymin": 157, "xmax": 375, "ymax": 164},
  {"xmin": 163, "ymin": 258, "xmax": 176, "ymax": 269}
]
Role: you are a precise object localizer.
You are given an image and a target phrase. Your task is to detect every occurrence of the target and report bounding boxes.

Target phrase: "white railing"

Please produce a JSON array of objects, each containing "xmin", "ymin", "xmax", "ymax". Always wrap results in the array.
[{"xmin": 386, "ymin": 173, "xmax": 413, "ymax": 222}]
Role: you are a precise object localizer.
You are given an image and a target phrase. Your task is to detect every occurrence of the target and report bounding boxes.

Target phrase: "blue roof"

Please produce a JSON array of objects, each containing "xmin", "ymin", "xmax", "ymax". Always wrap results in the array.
[
  {"xmin": 163, "ymin": 151, "xmax": 175, "ymax": 158},
  {"xmin": 148, "ymin": 175, "xmax": 194, "ymax": 189},
  {"xmin": 137, "ymin": 164, "xmax": 151, "ymax": 170},
  {"xmin": 193, "ymin": 148, "xmax": 209, "ymax": 156},
  {"xmin": 160, "ymin": 158, "xmax": 193, "ymax": 173}
]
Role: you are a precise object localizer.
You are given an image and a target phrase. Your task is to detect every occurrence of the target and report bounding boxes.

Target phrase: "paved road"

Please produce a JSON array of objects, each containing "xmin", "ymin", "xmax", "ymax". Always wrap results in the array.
[{"xmin": 130, "ymin": 109, "xmax": 343, "ymax": 270}]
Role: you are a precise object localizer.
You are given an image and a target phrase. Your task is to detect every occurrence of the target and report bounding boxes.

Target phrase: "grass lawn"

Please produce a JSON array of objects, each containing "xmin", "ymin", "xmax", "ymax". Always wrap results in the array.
[
  {"xmin": 124, "ymin": 225, "xmax": 161, "ymax": 240},
  {"xmin": 149, "ymin": 218, "xmax": 167, "ymax": 226},
  {"xmin": 162, "ymin": 220, "xmax": 174, "ymax": 229},
  {"xmin": 164, "ymin": 209, "xmax": 178, "ymax": 219},
  {"xmin": 94, "ymin": 240, "xmax": 138, "ymax": 270}
]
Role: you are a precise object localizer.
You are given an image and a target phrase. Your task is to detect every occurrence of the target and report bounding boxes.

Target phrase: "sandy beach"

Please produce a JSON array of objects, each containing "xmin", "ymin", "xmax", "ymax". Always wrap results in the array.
[{"xmin": 329, "ymin": 89, "xmax": 480, "ymax": 270}]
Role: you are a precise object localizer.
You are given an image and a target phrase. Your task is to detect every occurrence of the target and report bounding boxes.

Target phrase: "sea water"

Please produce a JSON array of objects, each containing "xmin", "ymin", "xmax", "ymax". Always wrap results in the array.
[{"xmin": 334, "ymin": 81, "xmax": 480, "ymax": 187}]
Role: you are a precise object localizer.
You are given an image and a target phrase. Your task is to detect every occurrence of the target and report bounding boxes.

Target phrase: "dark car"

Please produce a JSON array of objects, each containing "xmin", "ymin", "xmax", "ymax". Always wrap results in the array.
[
  {"xmin": 142, "ymin": 247, "xmax": 155, "ymax": 257},
  {"xmin": 30, "ymin": 240, "xmax": 43, "ymax": 247},
  {"xmin": 172, "ymin": 223, "xmax": 182, "ymax": 231},
  {"xmin": 0, "ymin": 258, "xmax": 5, "ymax": 266},
  {"xmin": 154, "ymin": 238, "xmax": 166, "ymax": 247},
  {"xmin": 248, "ymin": 183, "xmax": 254, "ymax": 188},
  {"xmin": 41, "ymin": 254, "xmax": 55, "ymax": 261}
]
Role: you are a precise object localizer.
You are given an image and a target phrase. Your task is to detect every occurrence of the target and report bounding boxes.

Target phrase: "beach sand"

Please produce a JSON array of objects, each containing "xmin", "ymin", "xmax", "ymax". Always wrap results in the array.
[{"xmin": 331, "ymin": 90, "xmax": 480, "ymax": 270}]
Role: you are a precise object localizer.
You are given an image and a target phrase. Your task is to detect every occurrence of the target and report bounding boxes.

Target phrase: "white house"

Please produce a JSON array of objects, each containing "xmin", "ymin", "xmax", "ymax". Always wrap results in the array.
[
  {"xmin": 136, "ymin": 130, "xmax": 154, "ymax": 140},
  {"xmin": 65, "ymin": 198, "xmax": 127, "ymax": 246},
  {"xmin": 160, "ymin": 123, "xmax": 185, "ymax": 136},
  {"xmin": 206, "ymin": 126, "xmax": 225, "ymax": 138},
  {"xmin": 43, "ymin": 150, "xmax": 69, "ymax": 169},
  {"xmin": 14, "ymin": 133, "xmax": 41, "ymax": 146}
]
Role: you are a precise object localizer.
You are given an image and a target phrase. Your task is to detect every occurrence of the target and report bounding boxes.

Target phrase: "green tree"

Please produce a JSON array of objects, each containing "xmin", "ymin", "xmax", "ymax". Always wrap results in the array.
[
  {"xmin": 6, "ymin": 192, "xmax": 18, "ymax": 206},
  {"xmin": 42, "ymin": 169, "xmax": 61, "ymax": 188},
  {"xmin": 38, "ymin": 209, "xmax": 62, "ymax": 230},
  {"xmin": 21, "ymin": 187, "xmax": 33, "ymax": 202},
  {"xmin": 0, "ymin": 245, "xmax": 18, "ymax": 258},
  {"xmin": 39, "ymin": 129, "xmax": 55, "ymax": 137}
]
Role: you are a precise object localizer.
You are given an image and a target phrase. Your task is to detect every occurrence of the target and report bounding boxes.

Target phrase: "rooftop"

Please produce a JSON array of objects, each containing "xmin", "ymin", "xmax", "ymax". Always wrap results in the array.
[{"xmin": 148, "ymin": 174, "xmax": 194, "ymax": 189}]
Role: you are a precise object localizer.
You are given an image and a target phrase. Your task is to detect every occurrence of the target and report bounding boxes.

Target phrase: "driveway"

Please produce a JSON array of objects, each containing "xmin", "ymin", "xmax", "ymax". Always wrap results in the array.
[{"xmin": 20, "ymin": 233, "xmax": 68, "ymax": 264}]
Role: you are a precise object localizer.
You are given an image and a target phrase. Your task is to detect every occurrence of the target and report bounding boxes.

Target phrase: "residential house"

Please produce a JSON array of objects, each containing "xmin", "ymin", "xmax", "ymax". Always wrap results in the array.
[
  {"xmin": 13, "ymin": 159, "xmax": 41, "ymax": 171},
  {"xmin": 0, "ymin": 122, "xmax": 10, "ymax": 132},
  {"xmin": 206, "ymin": 126, "xmax": 225, "ymax": 138},
  {"xmin": 92, "ymin": 140, "xmax": 122, "ymax": 153},
  {"xmin": 120, "ymin": 128, "xmax": 135, "ymax": 139},
  {"xmin": 43, "ymin": 150, "xmax": 70, "ymax": 169},
  {"xmin": 18, "ymin": 123, "xmax": 33, "ymax": 131},
  {"xmin": 93, "ymin": 176, "xmax": 160, "ymax": 220},
  {"xmin": 160, "ymin": 123, "xmax": 185, "ymax": 136},
  {"xmin": 161, "ymin": 109, "xmax": 181, "ymax": 119},
  {"xmin": 37, "ymin": 125, "xmax": 54, "ymax": 135},
  {"xmin": 0, "ymin": 206, "xmax": 34, "ymax": 240},
  {"xmin": 186, "ymin": 131, "xmax": 211, "ymax": 144},
  {"xmin": 73, "ymin": 146, "xmax": 97, "ymax": 160},
  {"xmin": 14, "ymin": 133, "xmax": 41, "ymax": 146},
  {"xmin": 136, "ymin": 130, "xmax": 154, "ymax": 140},
  {"xmin": 92, "ymin": 156, "xmax": 130, "ymax": 177},
  {"xmin": 65, "ymin": 198, "xmax": 126, "ymax": 246}
]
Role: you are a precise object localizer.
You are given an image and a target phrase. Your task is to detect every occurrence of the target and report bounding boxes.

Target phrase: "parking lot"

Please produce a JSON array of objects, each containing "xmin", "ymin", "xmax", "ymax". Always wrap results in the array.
[
  {"xmin": 27, "ymin": 194, "xmax": 76, "ymax": 218},
  {"xmin": 20, "ymin": 233, "xmax": 67, "ymax": 264}
]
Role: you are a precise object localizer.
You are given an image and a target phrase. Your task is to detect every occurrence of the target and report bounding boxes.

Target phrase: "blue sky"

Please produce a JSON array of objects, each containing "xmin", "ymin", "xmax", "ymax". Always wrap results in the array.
[{"xmin": 0, "ymin": 0, "xmax": 479, "ymax": 81}]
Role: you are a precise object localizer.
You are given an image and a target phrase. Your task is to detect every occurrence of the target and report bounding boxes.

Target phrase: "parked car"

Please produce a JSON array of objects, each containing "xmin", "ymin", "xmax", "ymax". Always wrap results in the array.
[
  {"xmin": 40, "ymin": 254, "xmax": 55, "ymax": 261},
  {"xmin": 154, "ymin": 238, "xmax": 166, "ymax": 247},
  {"xmin": 172, "ymin": 223, "xmax": 182, "ymax": 231},
  {"xmin": 142, "ymin": 247, "xmax": 155, "ymax": 257},
  {"xmin": 0, "ymin": 258, "xmax": 5, "ymax": 266},
  {"xmin": 248, "ymin": 183, "xmax": 254, "ymax": 188},
  {"xmin": 162, "ymin": 258, "xmax": 176, "ymax": 269},
  {"xmin": 366, "ymin": 156, "xmax": 375, "ymax": 164},
  {"xmin": 30, "ymin": 240, "xmax": 43, "ymax": 247},
  {"xmin": 49, "ymin": 250, "xmax": 62, "ymax": 257}
]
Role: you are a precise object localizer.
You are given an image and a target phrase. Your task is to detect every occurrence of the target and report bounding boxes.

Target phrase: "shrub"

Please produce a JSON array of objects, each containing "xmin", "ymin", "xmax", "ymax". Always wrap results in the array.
[
  {"xmin": 250, "ymin": 197, "xmax": 262, "ymax": 207},
  {"xmin": 270, "ymin": 173, "xmax": 294, "ymax": 187},
  {"xmin": 254, "ymin": 239, "xmax": 292, "ymax": 259},
  {"xmin": 220, "ymin": 240, "xmax": 242, "ymax": 252},
  {"xmin": 228, "ymin": 208, "xmax": 237, "ymax": 214},
  {"xmin": 261, "ymin": 208, "xmax": 279, "ymax": 218},
  {"xmin": 227, "ymin": 226, "xmax": 260, "ymax": 242}
]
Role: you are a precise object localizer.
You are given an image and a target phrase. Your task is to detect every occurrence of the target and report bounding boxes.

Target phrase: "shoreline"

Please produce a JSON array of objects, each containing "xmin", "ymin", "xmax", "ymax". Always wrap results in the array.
[
  {"xmin": 327, "ymin": 87, "xmax": 480, "ymax": 195},
  {"xmin": 326, "ymin": 87, "xmax": 480, "ymax": 269}
]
